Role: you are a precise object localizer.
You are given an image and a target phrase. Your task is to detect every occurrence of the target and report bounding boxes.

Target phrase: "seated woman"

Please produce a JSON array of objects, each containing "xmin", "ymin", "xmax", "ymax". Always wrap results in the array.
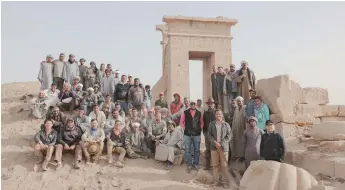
[
  {"xmin": 155, "ymin": 121, "xmax": 184, "ymax": 170},
  {"xmin": 57, "ymin": 83, "xmax": 76, "ymax": 112},
  {"xmin": 29, "ymin": 91, "xmax": 49, "ymax": 119},
  {"xmin": 126, "ymin": 122, "xmax": 151, "ymax": 159}
]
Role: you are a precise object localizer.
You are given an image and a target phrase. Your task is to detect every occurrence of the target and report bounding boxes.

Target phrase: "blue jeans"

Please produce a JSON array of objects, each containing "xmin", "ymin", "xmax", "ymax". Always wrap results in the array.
[
  {"xmin": 118, "ymin": 101, "xmax": 128, "ymax": 115},
  {"xmin": 184, "ymin": 135, "xmax": 201, "ymax": 167}
]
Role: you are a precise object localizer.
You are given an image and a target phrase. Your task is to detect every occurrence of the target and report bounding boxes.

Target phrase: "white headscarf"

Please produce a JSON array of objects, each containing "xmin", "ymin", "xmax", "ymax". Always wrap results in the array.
[{"xmin": 235, "ymin": 96, "xmax": 244, "ymax": 102}]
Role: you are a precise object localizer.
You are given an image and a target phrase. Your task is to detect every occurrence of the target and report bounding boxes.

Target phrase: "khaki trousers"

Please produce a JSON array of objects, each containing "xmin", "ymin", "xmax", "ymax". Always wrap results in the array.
[
  {"xmin": 54, "ymin": 144, "xmax": 82, "ymax": 163},
  {"xmin": 107, "ymin": 143, "xmax": 126, "ymax": 163},
  {"xmin": 211, "ymin": 150, "xmax": 229, "ymax": 184},
  {"xmin": 34, "ymin": 144, "xmax": 54, "ymax": 162},
  {"xmin": 81, "ymin": 141, "xmax": 104, "ymax": 159}
]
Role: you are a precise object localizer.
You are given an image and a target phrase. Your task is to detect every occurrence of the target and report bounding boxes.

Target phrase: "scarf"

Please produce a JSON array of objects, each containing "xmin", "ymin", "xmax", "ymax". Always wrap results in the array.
[
  {"xmin": 91, "ymin": 128, "xmax": 97, "ymax": 136},
  {"xmin": 254, "ymin": 102, "xmax": 264, "ymax": 110},
  {"xmin": 68, "ymin": 59, "xmax": 74, "ymax": 64}
]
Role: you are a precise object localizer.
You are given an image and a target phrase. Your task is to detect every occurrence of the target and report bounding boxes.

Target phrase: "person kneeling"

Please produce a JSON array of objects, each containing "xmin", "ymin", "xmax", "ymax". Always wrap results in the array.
[
  {"xmin": 54, "ymin": 118, "xmax": 83, "ymax": 169},
  {"xmin": 155, "ymin": 121, "xmax": 184, "ymax": 170},
  {"xmin": 34, "ymin": 119, "xmax": 57, "ymax": 171},
  {"xmin": 126, "ymin": 122, "xmax": 151, "ymax": 160},
  {"xmin": 81, "ymin": 119, "xmax": 105, "ymax": 164},
  {"xmin": 106, "ymin": 120, "xmax": 128, "ymax": 168}
]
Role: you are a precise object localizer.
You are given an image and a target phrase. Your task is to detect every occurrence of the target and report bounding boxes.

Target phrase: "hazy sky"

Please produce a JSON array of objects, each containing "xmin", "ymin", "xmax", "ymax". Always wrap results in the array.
[{"xmin": 2, "ymin": 1, "xmax": 345, "ymax": 104}]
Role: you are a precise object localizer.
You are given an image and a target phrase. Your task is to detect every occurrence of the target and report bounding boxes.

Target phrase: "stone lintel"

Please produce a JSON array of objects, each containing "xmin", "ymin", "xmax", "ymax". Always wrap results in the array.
[
  {"xmin": 163, "ymin": 15, "xmax": 238, "ymax": 26},
  {"xmin": 168, "ymin": 33, "xmax": 233, "ymax": 39}
]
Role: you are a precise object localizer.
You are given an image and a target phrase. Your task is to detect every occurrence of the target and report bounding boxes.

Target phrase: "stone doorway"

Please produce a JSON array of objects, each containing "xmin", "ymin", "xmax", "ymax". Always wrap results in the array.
[{"xmin": 152, "ymin": 15, "xmax": 237, "ymax": 105}]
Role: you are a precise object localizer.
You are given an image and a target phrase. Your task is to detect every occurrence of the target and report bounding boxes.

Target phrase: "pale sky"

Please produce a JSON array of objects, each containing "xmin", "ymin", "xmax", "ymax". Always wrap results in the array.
[{"xmin": 2, "ymin": 1, "xmax": 345, "ymax": 104}]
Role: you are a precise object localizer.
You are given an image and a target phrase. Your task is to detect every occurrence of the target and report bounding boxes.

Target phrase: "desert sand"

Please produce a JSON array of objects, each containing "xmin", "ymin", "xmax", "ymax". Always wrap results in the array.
[{"xmin": 1, "ymin": 82, "xmax": 230, "ymax": 190}]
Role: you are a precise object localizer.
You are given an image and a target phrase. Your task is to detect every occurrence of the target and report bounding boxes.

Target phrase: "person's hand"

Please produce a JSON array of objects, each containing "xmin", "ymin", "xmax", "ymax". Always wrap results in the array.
[
  {"xmin": 45, "ymin": 144, "xmax": 49, "ymax": 148},
  {"xmin": 64, "ymin": 144, "xmax": 70, "ymax": 150},
  {"xmin": 70, "ymin": 145, "xmax": 76, "ymax": 150},
  {"xmin": 39, "ymin": 141, "xmax": 43, "ymax": 145},
  {"xmin": 215, "ymin": 141, "xmax": 221, "ymax": 149},
  {"xmin": 240, "ymin": 74, "xmax": 245, "ymax": 79}
]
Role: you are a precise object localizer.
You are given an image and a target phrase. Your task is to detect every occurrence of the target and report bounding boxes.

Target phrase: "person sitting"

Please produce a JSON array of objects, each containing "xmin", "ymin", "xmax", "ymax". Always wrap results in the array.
[
  {"xmin": 89, "ymin": 104, "xmax": 106, "ymax": 129},
  {"xmin": 54, "ymin": 117, "xmax": 83, "ymax": 169},
  {"xmin": 81, "ymin": 119, "xmax": 105, "ymax": 164},
  {"xmin": 29, "ymin": 91, "xmax": 49, "ymax": 119},
  {"xmin": 114, "ymin": 103, "xmax": 126, "ymax": 120},
  {"xmin": 155, "ymin": 121, "xmax": 184, "ymax": 170},
  {"xmin": 160, "ymin": 107, "xmax": 172, "ymax": 124},
  {"xmin": 73, "ymin": 83, "xmax": 86, "ymax": 109},
  {"xmin": 100, "ymin": 94, "xmax": 115, "ymax": 117},
  {"xmin": 82, "ymin": 87, "xmax": 98, "ymax": 115},
  {"xmin": 71, "ymin": 76, "xmax": 81, "ymax": 91},
  {"xmin": 260, "ymin": 120, "xmax": 286, "ymax": 162},
  {"xmin": 34, "ymin": 119, "xmax": 57, "ymax": 171},
  {"xmin": 101, "ymin": 104, "xmax": 110, "ymax": 119},
  {"xmin": 106, "ymin": 120, "xmax": 129, "ymax": 168},
  {"xmin": 144, "ymin": 108, "xmax": 155, "ymax": 128},
  {"xmin": 93, "ymin": 84, "xmax": 104, "ymax": 105},
  {"xmin": 126, "ymin": 122, "xmax": 151, "ymax": 159},
  {"xmin": 57, "ymin": 83, "xmax": 76, "ymax": 112},
  {"xmin": 44, "ymin": 83, "xmax": 60, "ymax": 112},
  {"xmin": 73, "ymin": 107, "xmax": 90, "ymax": 132},
  {"xmin": 105, "ymin": 110, "xmax": 125, "ymax": 134},
  {"xmin": 147, "ymin": 112, "xmax": 167, "ymax": 154},
  {"xmin": 126, "ymin": 108, "xmax": 147, "ymax": 135},
  {"xmin": 138, "ymin": 103, "xmax": 147, "ymax": 120},
  {"xmin": 45, "ymin": 106, "xmax": 66, "ymax": 133}
]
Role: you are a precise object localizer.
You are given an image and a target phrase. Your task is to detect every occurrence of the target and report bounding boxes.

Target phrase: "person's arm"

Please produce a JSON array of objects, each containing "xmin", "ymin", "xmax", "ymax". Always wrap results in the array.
[
  {"xmin": 243, "ymin": 130, "xmax": 247, "ymax": 156},
  {"xmin": 279, "ymin": 134, "xmax": 287, "ymax": 160},
  {"xmin": 143, "ymin": 88, "xmax": 147, "ymax": 102},
  {"xmin": 208, "ymin": 123, "xmax": 216, "ymax": 147},
  {"xmin": 127, "ymin": 87, "xmax": 133, "ymax": 104},
  {"xmin": 252, "ymin": 71, "xmax": 256, "ymax": 90},
  {"xmin": 81, "ymin": 130, "xmax": 88, "ymax": 142},
  {"xmin": 49, "ymin": 131, "xmax": 57, "ymax": 146},
  {"xmin": 200, "ymin": 114, "xmax": 204, "ymax": 129},
  {"xmin": 76, "ymin": 63, "xmax": 80, "ymax": 77},
  {"xmin": 98, "ymin": 129, "xmax": 105, "ymax": 142},
  {"xmin": 34, "ymin": 131, "xmax": 42, "ymax": 144},
  {"xmin": 223, "ymin": 76, "xmax": 227, "ymax": 94},
  {"xmin": 113, "ymin": 84, "xmax": 118, "ymax": 102},
  {"xmin": 260, "ymin": 134, "xmax": 265, "ymax": 158},
  {"xmin": 37, "ymin": 63, "xmax": 43, "ymax": 83},
  {"xmin": 163, "ymin": 133, "xmax": 169, "ymax": 144},
  {"xmin": 156, "ymin": 122, "xmax": 167, "ymax": 139},
  {"xmin": 148, "ymin": 124, "xmax": 153, "ymax": 138},
  {"xmin": 220, "ymin": 123, "xmax": 231, "ymax": 148},
  {"xmin": 58, "ymin": 128, "xmax": 67, "ymax": 145},
  {"xmin": 100, "ymin": 78, "xmax": 104, "ymax": 94},
  {"xmin": 180, "ymin": 112, "xmax": 185, "ymax": 129}
]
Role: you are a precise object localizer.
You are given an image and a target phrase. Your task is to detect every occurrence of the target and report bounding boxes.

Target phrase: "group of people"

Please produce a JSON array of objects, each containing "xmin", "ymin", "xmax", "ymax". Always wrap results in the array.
[{"xmin": 32, "ymin": 54, "xmax": 286, "ymax": 188}]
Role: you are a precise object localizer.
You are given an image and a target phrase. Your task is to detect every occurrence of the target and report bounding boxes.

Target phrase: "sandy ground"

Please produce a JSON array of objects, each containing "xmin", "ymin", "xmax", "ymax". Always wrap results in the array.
[{"xmin": 1, "ymin": 82, "xmax": 236, "ymax": 190}]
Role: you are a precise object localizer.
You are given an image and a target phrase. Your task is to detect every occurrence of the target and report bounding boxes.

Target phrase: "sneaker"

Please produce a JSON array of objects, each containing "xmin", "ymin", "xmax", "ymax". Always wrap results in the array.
[
  {"xmin": 41, "ymin": 161, "xmax": 48, "ymax": 171},
  {"xmin": 74, "ymin": 161, "xmax": 81, "ymax": 169},
  {"xmin": 56, "ymin": 162, "xmax": 62, "ymax": 170},
  {"xmin": 193, "ymin": 165, "xmax": 199, "ymax": 170},
  {"xmin": 186, "ymin": 166, "xmax": 192, "ymax": 173},
  {"xmin": 114, "ymin": 161, "xmax": 124, "ymax": 168},
  {"xmin": 165, "ymin": 164, "xmax": 173, "ymax": 170}
]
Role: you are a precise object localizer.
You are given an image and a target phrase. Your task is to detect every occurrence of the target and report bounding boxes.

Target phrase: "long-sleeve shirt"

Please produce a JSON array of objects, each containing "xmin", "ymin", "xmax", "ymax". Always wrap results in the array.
[
  {"xmin": 100, "ymin": 76, "xmax": 115, "ymax": 97},
  {"xmin": 81, "ymin": 128, "xmax": 105, "ymax": 142},
  {"xmin": 53, "ymin": 60, "xmax": 65, "ymax": 78},
  {"xmin": 148, "ymin": 120, "xmax": 167, "ymax": 139},
  {"xmin": 106, "ymin": 130, "xmax": 129, "ymax": 147},
  {"xmin": 163, "ymin": 129, "xmax": 183, "ymax": 149},
  {"xmin": 58, "ymin": 91, "xmax": 75, "ymax": 100},
  {"xmin": 58, "ymin": 126, "xmax": 83, "ymax": 146},
  {"xmin": 89, "ymin": 111, "xmax": 106, "ymax": 129},
  {"xmin": 34, "ymin": 129, "xmax": 58, "ymax": 146},
  {"xmin": 128, "ymin": 86, "xmax": 147, "ymax": 107},
  {"xmin": 179, "ymin": 109, "xmax": 204, "ymax": 129}
]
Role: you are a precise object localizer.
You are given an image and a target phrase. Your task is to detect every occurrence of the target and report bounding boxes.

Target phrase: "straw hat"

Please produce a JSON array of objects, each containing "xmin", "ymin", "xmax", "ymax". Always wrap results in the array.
[{"xmin": 88, "ymin": 143, "xmax": 100, "ymax": 155}]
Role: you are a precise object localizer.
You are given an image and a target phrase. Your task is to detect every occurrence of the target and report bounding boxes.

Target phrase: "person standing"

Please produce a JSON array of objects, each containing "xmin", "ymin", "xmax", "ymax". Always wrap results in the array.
[
  {"xmin": 231, "ymin": 96, "xmax": 246, "ymax": 162},
  {"xmin": 128, "ymin": 78, "xmax": 147, "ymax": 112},
  {"xmin": 208, "ymin": 109, "xmax": 231, "ymax": 188},
  {"xmin": 223, "ymin": 64, "xmax": 239, "ymax": 113},
  {"xmin": 154, "ymin": 92, "xmax": 168, "ymax": 108},
  {"xmin": 244, "ymin": 116, "xmax": 264, "ymax": 170},
  {"xmin": 114, "ymin": 74, "xmax": 131, "ymax": 114},
  {"xmin": 145, "ymin": 85, "xmax": 152, "ymax": 109},
  {"xmin": 211, "ymin": 65, "xmax": 219, "ymax": 105},
  {"xmin": 52, "ymin": 53, "xmax": 66, "ymax": 90},
  {"xmin": 236, "ymin": 60, "xmax": 256, "ymax": 104},
  {"xmin": 260, "ymin": 120, "xmax": 286, "ymax": 162},
  {"xmin": 63, "ymin": 54, "xmax": 79, "ymax": 85},
  {"xmin": 202, "ymin": 98, "xmax": 217, "ymax": 170},
  {"xmin": 100, "ymin": 69, "xmax": 115, "ymax": 100},
  {"xmin": 78, "ymin": 58, "xmax": 88, "ymax": 90},
  {"xmin": 37, "ymin": 54, "xmax": 54, "ymax": 90},
  {"xmin": 179, "ymin": 100, "xmax": 204, "ymax": 173},
  {"xmin": 216, "ymin": 66, "xmax": 226, "ymax": 112},
  {"xmin": 253, "ymin": 96, "xmax": 270, "ymax": 131}
]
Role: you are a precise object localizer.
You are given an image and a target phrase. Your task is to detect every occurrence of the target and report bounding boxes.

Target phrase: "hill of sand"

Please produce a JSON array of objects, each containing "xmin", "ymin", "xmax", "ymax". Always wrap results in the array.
[{"xmin": 1, "ymin": 82, "xmax": 225, "ymax": 190}]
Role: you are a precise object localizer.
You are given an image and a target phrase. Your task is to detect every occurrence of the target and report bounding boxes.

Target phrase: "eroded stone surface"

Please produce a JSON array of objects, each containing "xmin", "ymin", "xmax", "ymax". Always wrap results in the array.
[
  {"xmin": 303, "ymin": 87, "xmax": 329, "ymax": 105},
  {"xmin": 322, "ymin": 105, "xmax": 340, "ymax": 117},
  {"xmin": 320, "ymin": 117, "xmax": 345, "ymax": 122},
  {"xmin": 339, "ymin": 106, "xmax": 345, "ymax": 117},
  {"xmin": 291, "ymin": 80, "xmax": 307, "ymax": 104},
  {"xmin": 309, "ymin": 122, "xmax": 345, "ymax": 141},
  {"xmin": 275, "ymin": 123, "xmax": 297, "ymax": 138},
  {"xmin": 294, "ymin": 104, "xmax": 324, "ymax": 117},
  {"xmin": 271, "ymin": 114, "xmax": 320, "ymax": 125}
]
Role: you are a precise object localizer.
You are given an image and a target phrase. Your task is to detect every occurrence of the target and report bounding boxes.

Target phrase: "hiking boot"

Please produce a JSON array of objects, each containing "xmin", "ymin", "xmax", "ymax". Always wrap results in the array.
[
  {"xmin": 85, "ymin": 158, "xmax": 91, "ymax": 165},
  {"xmin": 165, "ymin": 164, "xmax": 173, "ymax": 170},
  {"xmin": 56, "ymin": 162, "xmax": 62, "ymax": 170},
  {"xmin": 74, "ymin": 161, "xmax": 81, "ymax": 169},
  {"xmin": 41, "ymin": 160, "xmax": 48, "ymax": 171},
  {"xmin": 114, "ymin": 161, "xmax": 124, "ymax": 168},
  {"xmin": 186, "ymin": 166, "xmax": 192, "ymax": 173}
]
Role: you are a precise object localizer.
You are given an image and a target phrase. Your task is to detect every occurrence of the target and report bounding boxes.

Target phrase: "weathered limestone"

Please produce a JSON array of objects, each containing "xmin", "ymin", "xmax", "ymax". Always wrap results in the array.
[
  {"xmin": 339, "ymin": 105, "xmax": 345, "ymax": 117},
  {"xmin": 271, "ymin": 114, "xmax": 320, "ymax": 125},
  {"xmin": 309, "ymin": 122, "xmax": 345, "ymax": 141},
  {"xmin": 291, "ymin": 80, "xmax": 307, "ymax": 104},
  {"xmin": 275, "ymin": 123, "xmax": 297, "ymax": 138},
  {"xmin": 304, "ymin": 87, "xmax": 329, "ymax": 105}
]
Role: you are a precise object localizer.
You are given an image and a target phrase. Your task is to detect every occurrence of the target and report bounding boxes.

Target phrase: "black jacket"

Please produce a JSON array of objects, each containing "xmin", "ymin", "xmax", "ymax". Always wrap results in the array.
[
  {"xmin": 203, "ymin": 108, "xmax": 216, "ymax": 133},
  {"xmin": 260, "ymin": 132, "xmax": 286, "ymax": 160},
  {"xmin": 114, "ymin": 82, "xmax": 131, "ymax": 101}
]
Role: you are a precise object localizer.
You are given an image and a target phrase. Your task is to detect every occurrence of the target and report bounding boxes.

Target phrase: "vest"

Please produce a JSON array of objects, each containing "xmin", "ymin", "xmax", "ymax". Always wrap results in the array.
[{"xmin": 184, "ymin": 109, "xmax": 202, "ymax": 136}]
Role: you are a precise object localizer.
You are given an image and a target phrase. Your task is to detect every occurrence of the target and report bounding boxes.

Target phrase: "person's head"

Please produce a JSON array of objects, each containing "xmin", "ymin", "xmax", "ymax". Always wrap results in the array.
[
  {"xmin": 218, "ymin": 66, "xmax": 224, "ymax": 73},
  {"xmin": 212, "ymin": 65, "xmax": 216, "ymax": 73},
  {"xmin": 247, "ymin": 116, "xmax": 257, "ymax": 128},
  {"xmin": 254, "ymin": 96, "xmax": 262, "ymax": 105},
  {"xmin": 183, "ymin": 97, "xmax": 189, "ymax": 106},
  {"xmin": 141, "ymin": 103, "xmax": 146, "ymax": 109},
  {"xmin": 154, "ymin": 106, "xmax": 161, "ymax": 114},
  {"xmin": 225, "ymin": 68, "xmax": 229, "ymax": 73},
  {"xmin": 107, "ymin": 64, "xmax": 112, "ymax": 69},
  {"xmin": 206, "ymin": 98, "xmax": 216, "ymax": 109},
  {"xmin": 128, "ymin": 108, "xmax": 133, "ymax": 117},
  {"xmin": 235, "ymin": 96, "xmax": 244, "ymax": 107},
  {"xmin": 121, "ymin": 75, "xmax": 127, "ymax": 82},
  {"xmin": 134, "ymin": 78, "xmax": 140, "ymax": 86},
  {"xmin": 173, "ymin": 93, "xmax": 180, "ymax": 101},
  {"xmin": 44, "ymin": 119, "xmax": 53, "ymax": 131},
  {"xmin": 93, "ymin": 84, "xmax": 99, "ymax": 91},
  {"xmin": 132, "ymin": 122, "xmax": 140, "ymax": 133},
  {"xmin": 230, "ymin": 64, "xmax": 236, "ymax": 72},
  {"xmin": 128, "ymin": 75, "xmax": 133, "ymax": 81},
  {"xmin": 145, "ymin": 85, "xmax": 150, "ymax": 91},
  {"xmin": 38, "ymin": 91, "xmax": 45, "ymax": 98},
  {"xmin": 59, "ymin": 53, "xmax": 65, "ymax": 61},
  {"xmin": 87, "ymin": 87, "xmax": 94, "ymax": 95},
  {"xmin": 102, "ymin": 105, "xmax": 109, "ymax": 113},
  {"xmin": 266, "ymin": 120, "xmax": 275, "ymax": 132},
  {"xmin": 249, "ymin": 89, "xmax": 256, "ymax": 99},
  {"xmin": 79, "ymin": 58, "xmax": 85, "ymax": 65},
  {"xmin": 90, "ymin": 61, "xmax": 96, "ymax": 68},
  {"xmin": 67, "ymin": 118, "xmax": 75, "ymax": 128},
  {"xmin": 78, "ymin": 107, "xmax": 85, "ymax": 116},
  {"xmin": 46, "ymin": 54, "xmax": 53, "ymax": 62},
  {"xmin": 217, "ymin": 104, "xmax": 222, "ymax": 110},
  {"xmin": 115, "ymin": 70, "xmax": 120, "ymax": 77},
  {"xmin": 69, "ymin": 54, "xmax": 75, "ymax": 61},
  {"xmin": 105, "ymin": 69, "xmax": 111, "ymax": 77},
  {"xmin": 161, "ymin": 108, "xmax": 169, "ymax": 118},
  {"xmin": 231, "ymin": 99, "xmax": 237, "ymax": 108},
  {"xmin": 155, "ymin": 112, "xmax": 162, "ymax": 121},
  {"xmin": 115, "ymin": 103, "xmax": 121, "ymax": 111},
  {"xmin": 76, "ymin": 83, "xmax": 83, "ymax": 91},
  {"xmin": 100, "ymin": 63, "xmax": 105, "ymax": 70},
  {"xmin": 159, "ymin": 92, "xmax": 164, "ymax": 100},
  {"xmin": 197, "ymin": 99, "xmax": 202, "ymax": 107},
  {"xmin": 167, "ymin": 121, "xmax": 176, "ymax": 132},
  {"xmin": 114, "ymin": 120, "xmax": 122, "ymax": 131},
  {"xmin": 132, "ymin": 108, "xmax": 138, "ymax": 118},
  {"xmin": 148, "ymin": 108, "xmax": 154, "ymax": 117},
  {"xmin": 51, "ymin": 83, "xmax": 57, "ymax": 91},
  {"xmin": 241, "ymin": 60, "xmax": 248, "ymax": 70},
  {"xmin": 190, "ymin": 100, "xmax": 196, "ymax": 110},
  {"xmin": 63, "ymin": 83, "xmax": 71, "ymax": 91},
  {"xmin": 92, "ymin": 104, "xmax": 99, "ymax": 113},
  {"xmin": 52, "ymin": 107, "xmax": 59, "ymax": 115},
  {"xmin": 215, "ymin": 109, "xmax": 223, "ymax": 121},
  {"xmin": 112, "ymin": 110, "xmax": 119, "ymax": 118},
  {"xmin": 105, "ymin": 94, "xmax": 111, "ymax": 102},
  {"xmin": 73, "ymin": 76, "xmax": 80, "ymax": 84},
  {"xmin": 91, "ymin": 119, "xmax": 98, "ymax": 129}
]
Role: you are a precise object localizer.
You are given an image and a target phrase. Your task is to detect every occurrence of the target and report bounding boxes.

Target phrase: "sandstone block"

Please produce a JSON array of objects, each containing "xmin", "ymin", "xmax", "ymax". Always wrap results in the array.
[
  {"xmin": 291, "ymin": 80, "xmax": 307, "ymax": 104},
  {"xmin": 284, "ymin": 150, "xmax": 305, "ymax": 167},
  {"xmin": 295, "ymin": 104, "xmax": 324, "ymax": 117},
  {"xmin": 339, "ymin": 105, "xmax": 345, "ymax": 117},
  {"xmin": 271, "ymin": 114, "xmax": 320, "ymax": 125},
  {"xmin": 322, "ymin": 105, "xmax": 340, "ymax": 117},
  {"xmin": 320, "ymin": 116, "xmax": 345, "ymax": 122},
  {"xmin": 275, "ymin": 123, "xmax": 297, "ymax": 138},
  {"xmin": 309, "ymin": 122, "xmax": 345, "ymax": 141},
  {"xmin": 302, "ymin": 155, "xmax": 335, "ymax": 177},
  {"xmin": 309, "ymin": 185, "xmax": 335, "ymax": 190},
  {"xmin": 256, "ymin": 75, "xmax": 294, "ymax": 114},
  {"xmin": 334, "ymin": 159, "xmax": 345, "ymax": 179},
  {"xmin": 303, "ymin": 87, "xmax": 329, "ymax": 105}
]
